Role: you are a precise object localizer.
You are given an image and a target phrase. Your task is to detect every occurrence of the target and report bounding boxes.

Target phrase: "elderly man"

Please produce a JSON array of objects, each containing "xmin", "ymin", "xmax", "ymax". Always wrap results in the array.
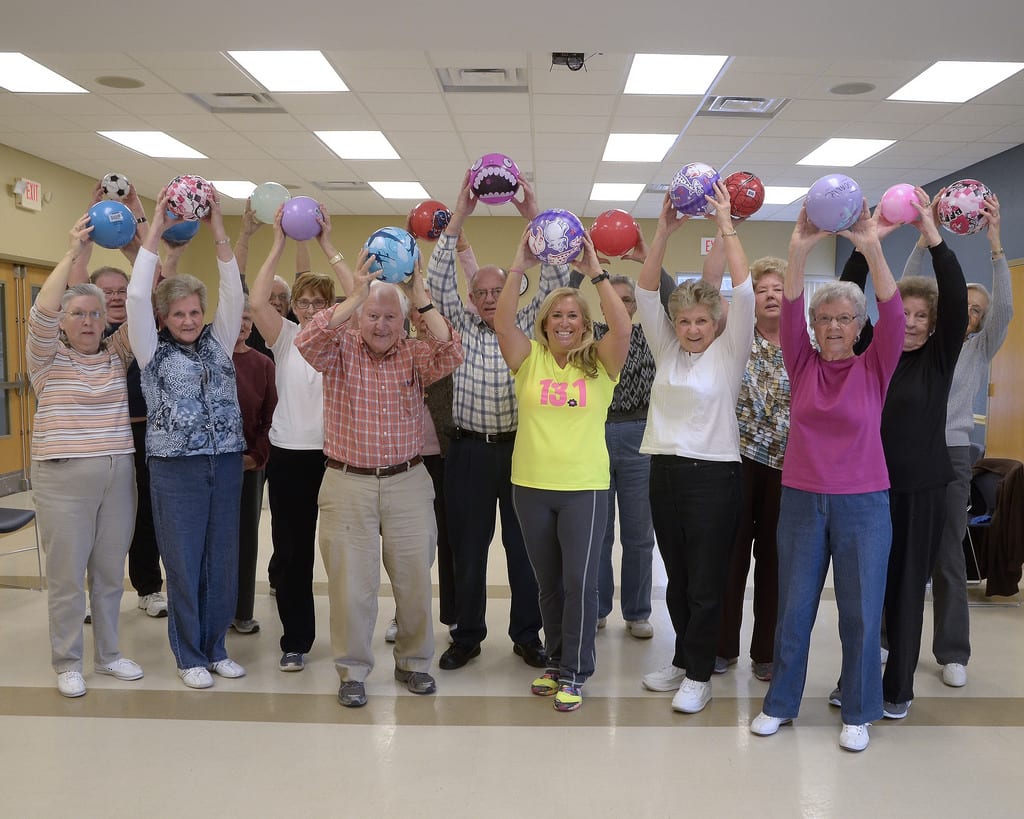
[
  {"xmin": 296, "ymin": 255, "xmax": 463, "ymax": 708},
  {"xmin": 428, "ymin": 173, "xmax": 569, "ymax": 671}
]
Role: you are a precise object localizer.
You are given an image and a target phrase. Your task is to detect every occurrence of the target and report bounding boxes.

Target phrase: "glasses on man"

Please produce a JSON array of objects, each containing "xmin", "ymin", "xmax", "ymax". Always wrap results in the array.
[
  {"xmin": 811, "ymin": 314, "xmax": 858, "ymax": 328},
  {"xmin": 101, "ymin": 288, "xmax": 128, "ymax": 298},
  {"xmin": 471, "ymin": 287, "xmax": 504, "ymax": 300},
  {"xmin": 65, "ymin": 310, "xmax": 103, "ymax": 321},
  {"xmin": 269, "ymin": 293, "xmax": 289, "ymax": 303},
  {"xmin": 294, "ymin": 298, "xmax": 328, "ymax": 310}
]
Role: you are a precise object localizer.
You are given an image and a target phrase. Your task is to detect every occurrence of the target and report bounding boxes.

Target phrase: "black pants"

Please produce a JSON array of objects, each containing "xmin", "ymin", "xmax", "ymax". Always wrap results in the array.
[
  {"xmin": 235, "ymin": 468, "xmax": 265, "ymax": 621},
  {"xmin": 128, "ymin": 420, "xmax": 162, "ymax": 596},
  {"xmin": 267, "ymin": 446, "xmax": 325, "ymax": 654},
  {"xmin": 424, "ymin": 454, "xmax": 455, "ymax": 626}
]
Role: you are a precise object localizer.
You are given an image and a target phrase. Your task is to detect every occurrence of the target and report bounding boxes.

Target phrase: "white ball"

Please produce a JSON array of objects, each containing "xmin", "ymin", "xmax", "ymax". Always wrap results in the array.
[{"xmin": 100, "ymin": 172, "xmax": 131, "ymax": 200}]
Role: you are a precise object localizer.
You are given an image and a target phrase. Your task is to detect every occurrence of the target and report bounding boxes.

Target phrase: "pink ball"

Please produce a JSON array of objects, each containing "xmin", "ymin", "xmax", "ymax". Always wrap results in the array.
[{"xmin": 879, "ymin": 184, "xmax": 920, "ymax": 225}]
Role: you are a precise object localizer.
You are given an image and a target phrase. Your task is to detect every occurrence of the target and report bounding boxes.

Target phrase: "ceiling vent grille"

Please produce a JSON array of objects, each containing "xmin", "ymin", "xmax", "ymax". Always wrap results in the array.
[
  {"xmin": 188, "ymin": 92, "xmax": 285, "ymax": 114},
  {"xmin": 437, "ymin": 67, "xmax": 528, "ymax": 93},
  {"xmin": 697, "ymin": 96, "xmax": 790, "ymax": 119},
  {"xmin": 313, "ymin": 180, "xmax": 372, "ymax": 192}
]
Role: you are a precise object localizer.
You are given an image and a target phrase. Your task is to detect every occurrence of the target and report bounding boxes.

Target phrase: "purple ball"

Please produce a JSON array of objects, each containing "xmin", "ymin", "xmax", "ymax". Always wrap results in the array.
[
  {"xmin": 805, "ymin": 174, "xmax": 863, "ymax": 232},
  {"xmin": 669, "ymin": 162, "xmax": 720, "ymax": 215},
  {"xmin": 470, "ymin": 153, "xmax": 521, "ymax": 205},
  {"xmin": 527, "ymin": 209, "xmax": 585, "ymax": 265},
  {"xmin": 280, "ymin": 196, "xmax": 323, "ymax": 241}
]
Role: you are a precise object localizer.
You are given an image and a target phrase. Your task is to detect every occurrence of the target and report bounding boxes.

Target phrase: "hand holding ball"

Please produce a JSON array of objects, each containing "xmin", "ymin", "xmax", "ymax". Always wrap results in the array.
[
  {"xmin": 88, "ymin": 201, "xmax": 136, "ymax": 249},
  {"xmin": 938, "ymin": 179, "xmax": 993, "ymax": 236},
  {"xmin": 469, "ymin": 153, "xmax": 520, "ymax": 205},
  {"xmin": 527, "ymin": 209, "xmax": 585, "ymax": 265},
  {"xmin": 669, "ymin": 163, "xmax": 720, "ymax": 216},
  {"xmin": 166, "ymin": 175, "xmax": 213, "ymax": 221},
  {"xmin": 879, "ymin": 184, "xmax": 921, "ymax": 225},
  {"xmin": 724, "ymin": 172, "xmax": 765, "ymax": 219},
  {"xmin": 280, "ymin": 196, "xmax": 323, "ymax": 241}
]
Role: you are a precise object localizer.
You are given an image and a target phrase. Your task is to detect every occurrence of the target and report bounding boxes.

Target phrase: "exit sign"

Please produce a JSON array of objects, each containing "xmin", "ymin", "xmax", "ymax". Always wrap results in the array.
[
  {"xmin": 700, "ymin": 236, "xmax": 716, "ymax": 256},
  {"xmin": 15, "ymin": 178, "xmax": 42, "ymax": 211}
]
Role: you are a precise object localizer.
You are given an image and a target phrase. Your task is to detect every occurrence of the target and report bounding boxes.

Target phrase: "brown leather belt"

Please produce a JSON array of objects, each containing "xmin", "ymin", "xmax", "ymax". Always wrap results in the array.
[{"xmin": 326, "ymin": 455, "xmax": 423, "ymax": 477}]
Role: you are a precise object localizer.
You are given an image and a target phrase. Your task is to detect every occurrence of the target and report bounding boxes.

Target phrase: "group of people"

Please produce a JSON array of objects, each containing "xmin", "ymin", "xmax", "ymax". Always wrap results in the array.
[{"xmin": 29, "ymin": 171, "xmax": 1010, "ymax": 751}]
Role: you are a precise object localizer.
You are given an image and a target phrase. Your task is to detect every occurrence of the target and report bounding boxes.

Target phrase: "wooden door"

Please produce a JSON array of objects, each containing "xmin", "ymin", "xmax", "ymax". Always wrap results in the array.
[{"xmin": 985, "ymin": 259, "xmax": 1024, "ymax": 460}]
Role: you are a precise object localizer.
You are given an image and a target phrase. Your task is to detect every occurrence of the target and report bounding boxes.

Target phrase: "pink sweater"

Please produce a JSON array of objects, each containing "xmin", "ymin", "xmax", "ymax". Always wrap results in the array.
[{"xmin": 780, "ymin": 291, "xmax": 903, "ymax": 494}]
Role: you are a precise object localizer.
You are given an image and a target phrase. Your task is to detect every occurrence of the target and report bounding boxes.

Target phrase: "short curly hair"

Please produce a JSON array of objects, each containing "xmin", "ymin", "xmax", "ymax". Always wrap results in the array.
[
  {"xmin": 668, "ymin": 279, "xmax": 723, "ymax": 323},
  {"xmin": 155, "ymin": 274, "xmax": 206, "ymax": 320},
  {"xmin": 898, "ymin": 275, "xmax": 938, "ymax": 330}
]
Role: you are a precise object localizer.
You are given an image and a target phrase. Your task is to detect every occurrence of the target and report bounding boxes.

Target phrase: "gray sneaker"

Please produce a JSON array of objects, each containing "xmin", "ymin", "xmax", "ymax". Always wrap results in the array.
[
  {"xmin": 394, "ymin": 667, "xmax": 437, "ymax": 695},
  {"xmin": 828, "ymin": 687, "xmax": 842, "ymax": 707},
  {"xmin": 279, "ymin": 652, "xmax": 304, "ymax": 672},
  {"xmin": 882, "ymin": 699, "xmax": 911, "ymax": 719},
  {"xmin": 338, "ymin": 680, "xmax": 367, "ymax": 708}
]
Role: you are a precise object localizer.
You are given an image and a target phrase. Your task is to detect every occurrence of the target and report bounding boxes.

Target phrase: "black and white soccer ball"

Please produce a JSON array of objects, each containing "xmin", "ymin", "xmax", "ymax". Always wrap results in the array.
[{"xmin": 100, "ymin": 172, "xmax": 131, "ymax": 200}]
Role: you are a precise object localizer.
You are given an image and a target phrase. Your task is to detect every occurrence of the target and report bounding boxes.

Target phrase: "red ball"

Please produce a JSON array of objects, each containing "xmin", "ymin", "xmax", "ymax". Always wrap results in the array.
[
  {"xmin": 590, "ymin": 209, "xmax": 640, "ymax": 257},
  {"xmin": 408, "ymin": 200, "xmax": 452, "ymax": 241},
  {"xmin": 725, "ymin": 171, "xmax": 765, "ymax": 219}
]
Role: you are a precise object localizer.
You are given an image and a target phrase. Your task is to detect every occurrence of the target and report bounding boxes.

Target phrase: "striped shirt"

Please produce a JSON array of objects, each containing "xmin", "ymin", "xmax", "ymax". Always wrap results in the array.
[
  {"xmin": 295, "ymin": 307, "xmax": 463, "ymax": 468},
  {"xmin": 27, "ymin": 303, "xmax": 133, "ymax": 460},
  {"xmin": 427, "ymin": 232, "xmax": 570, "ymax": 433}
]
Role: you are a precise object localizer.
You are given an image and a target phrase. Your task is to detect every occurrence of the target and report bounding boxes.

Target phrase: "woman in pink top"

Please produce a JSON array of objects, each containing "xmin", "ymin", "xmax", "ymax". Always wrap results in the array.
[{"xmin": 749, "ymin": 202, "xmax": 903, "ymax": 753}]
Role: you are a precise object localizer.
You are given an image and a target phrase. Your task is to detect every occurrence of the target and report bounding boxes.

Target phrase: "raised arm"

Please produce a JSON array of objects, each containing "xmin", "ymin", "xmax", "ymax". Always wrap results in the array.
[
  {"xmin": 250, "ymin": 206, "xmax": 287, "ymax": 347},
  {"xmin": 708, "ymin": 180, "xmax": 750, "ymax": 289},
  {"xmin": 37, "ymin": 214, "xmax": 93, "ymax": 312},
  {"xmin": 495, "ymin": 228, "xmax": 536, "ymax": 371},
  {"xmin": 206, "ymin": 188, "xmax": 245, "ymax": 351},
  {"xmin": 838, "ymin": 199, "xmax": 897, "ymax": 303},
  {"xmin": 233, "ymin": 197, "xmax": 261, "ymax": 279},
  {"xmin": 980, "ymin": 194, "xmax": 1013, "ymax": 352},
  {"xmin": 315, "ymin": 204, "xmax": 357, "ymax": 297},
  {"xmin": 404, "ymin": 254, "xmax": 451, "ymax": 341},
  {"xmin": 428, "ymin": 171, "xmax": 477, "ymax": 321},
  {"xmin": 578, "ymin": 235, "xmax": 630, "ymax": 378},
  {"xmin": 786, "ymin": 205, "xmax": 829, "ymax": 301},
  {"xmin": 639, "ymin": 194, "xmax": 689, "ymax": 293}
]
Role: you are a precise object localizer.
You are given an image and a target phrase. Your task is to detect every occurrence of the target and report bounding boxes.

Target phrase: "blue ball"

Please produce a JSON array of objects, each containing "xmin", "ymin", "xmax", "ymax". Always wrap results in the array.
[
  {"xmin": 364, "ymin": 227, "xmax": 420, "ymax": 283},
  {"xmin": 161, "ymin": 217, "xmax": 200, "ymax": 245},
  {"xmin": 88, "ymin": 201, "xmax": 136, "ymax": 249},
  {"xmin": 526, "ymin": 209, "xmax": 584, "ymax": 265}
]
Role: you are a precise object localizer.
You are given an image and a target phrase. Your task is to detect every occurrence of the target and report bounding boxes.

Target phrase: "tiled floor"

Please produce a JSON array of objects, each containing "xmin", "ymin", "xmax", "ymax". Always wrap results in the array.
[{"xmin": 2, "ymin": 489, "xmax": 1022, "ymax": 817}]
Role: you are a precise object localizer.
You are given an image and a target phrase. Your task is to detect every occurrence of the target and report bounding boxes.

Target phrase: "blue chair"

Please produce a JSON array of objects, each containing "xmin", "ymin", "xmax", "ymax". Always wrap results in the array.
[{"xmin": 0, "ymin": 507, "xmax": 42, "ymax": 590}]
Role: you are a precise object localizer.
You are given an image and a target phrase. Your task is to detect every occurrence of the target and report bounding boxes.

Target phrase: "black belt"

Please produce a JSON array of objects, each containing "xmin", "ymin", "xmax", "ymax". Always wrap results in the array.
[
  {"xmin": 451, "ymin": 427, "xmax": 516, "ymax": 444},
  {"xmin": 326, "ymin": 455, "xmax": 423, "ymax": 477}
]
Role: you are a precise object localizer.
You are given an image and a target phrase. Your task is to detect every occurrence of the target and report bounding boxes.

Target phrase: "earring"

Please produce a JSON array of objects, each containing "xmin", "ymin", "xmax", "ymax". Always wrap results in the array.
[{"xmin": 855, "ymin": 333, "xmax": 861, "ymax": 342}]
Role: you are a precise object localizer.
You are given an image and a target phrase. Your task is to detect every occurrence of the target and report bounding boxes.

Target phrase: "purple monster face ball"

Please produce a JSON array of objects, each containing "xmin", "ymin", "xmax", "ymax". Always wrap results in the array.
[{"xmin": 470, "ymin": 153, "xmax": 521, "ymax": 205}]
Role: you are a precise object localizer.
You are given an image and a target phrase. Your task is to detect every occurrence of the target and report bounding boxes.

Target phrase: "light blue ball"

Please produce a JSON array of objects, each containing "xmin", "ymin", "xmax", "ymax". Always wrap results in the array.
[{"xmin": 364, "ymin": 227, "xmax": 420, "ymax": 283}]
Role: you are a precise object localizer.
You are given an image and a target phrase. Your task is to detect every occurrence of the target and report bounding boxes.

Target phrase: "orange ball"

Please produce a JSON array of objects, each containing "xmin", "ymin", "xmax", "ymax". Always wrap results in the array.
[{"xmin": 408, "ymin": 200, "xmax": 452, "ymax": 241}]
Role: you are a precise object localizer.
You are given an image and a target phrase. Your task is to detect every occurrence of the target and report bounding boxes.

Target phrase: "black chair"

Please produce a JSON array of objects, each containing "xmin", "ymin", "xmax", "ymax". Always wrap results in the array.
[{"xmin": 0, "ymin": 507, "xmax": 42, "ymax": 590}]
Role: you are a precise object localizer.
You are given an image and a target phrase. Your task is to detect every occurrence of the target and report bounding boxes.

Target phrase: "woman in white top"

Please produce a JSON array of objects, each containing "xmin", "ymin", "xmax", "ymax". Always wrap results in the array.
[{"xmin": 635, "ymin": 184, "xmax": 755, "ymax": 714}]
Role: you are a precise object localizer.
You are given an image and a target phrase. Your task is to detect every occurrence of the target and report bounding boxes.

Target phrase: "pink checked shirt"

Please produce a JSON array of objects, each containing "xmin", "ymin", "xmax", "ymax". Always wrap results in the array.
[{"xmin": 295, "ymin": 307, "xmax": 463, "ymax": 468}]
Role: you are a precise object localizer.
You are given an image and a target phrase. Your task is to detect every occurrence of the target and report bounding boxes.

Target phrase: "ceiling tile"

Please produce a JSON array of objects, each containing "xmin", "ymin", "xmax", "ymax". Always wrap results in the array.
[
  {"xmin": 213, "ymin": 112, "xmax": 306, "ymax": 132},
  {"xmin": 356, "ymin": 92, "xmax": 448, "ymax": 115},
  {"xmin": 341, "ymin": 68, "xmax": 440, "ymax": 94},
  {"xmin": 443, "ymin": 93, "xmax": 531, "ymax": 115},
  {"xmin": 533, "ymin": 94, "xmax": 614, "ymax": 117}
]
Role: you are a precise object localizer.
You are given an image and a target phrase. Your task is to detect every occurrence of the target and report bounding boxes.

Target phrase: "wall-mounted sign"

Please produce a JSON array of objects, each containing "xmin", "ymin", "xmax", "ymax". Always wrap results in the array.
[
  {"xmin": 700, "ymin": 237, "xmax": 716, "ymax": 256},
  {"xmin": 14, "ymin": 178, "xmax": 42, "ymax": 211}
]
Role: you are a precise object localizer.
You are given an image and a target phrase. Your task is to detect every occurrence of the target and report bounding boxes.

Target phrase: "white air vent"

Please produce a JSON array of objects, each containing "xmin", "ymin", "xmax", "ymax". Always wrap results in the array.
[
  {"xmin": 312, "ymin": 180, "xmax": 372, "ymax": 192},
  {"xmin": 189, "ymin": 92, "xmax": 285, "ymax": 114},
  {"xmin": 437, "ymin": 67, "xmax": 528, "ymax": 93},
  {"xmin": 697, "ymin": 96, "xmax": 790, "ymax": 118}
]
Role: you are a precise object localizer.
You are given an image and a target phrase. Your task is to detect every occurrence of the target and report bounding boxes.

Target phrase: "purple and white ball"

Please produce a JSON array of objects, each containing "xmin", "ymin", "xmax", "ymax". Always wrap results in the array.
[
  {"xmin": 527, "ymin": 209, "xmax": 585, "ymax": 265},
  {"xmin": 805, "ymin": 174, "xmax": 863, "ymax": 233},
  {"xmin": 470, "ymin": 153, "xmax": 521, "ymax": 205},
  {"xmin": 669, "ymin": 162, "xmax": 720, "ymax": 216}
]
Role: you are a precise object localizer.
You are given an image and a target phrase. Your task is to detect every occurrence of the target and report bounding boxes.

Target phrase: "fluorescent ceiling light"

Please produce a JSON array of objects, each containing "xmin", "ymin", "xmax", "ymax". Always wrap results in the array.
[
  {"xmin": 590, "ymin": 183, "xmax": 645, "ymax": 201},
  {"xmin": 797, "ymin": 138, "xmax": 894, "ymax": 166},
  {"xmin": 602, "ymin": 133, "xmax": 676, "ymax": 162},
  {"xmin": 97, "ymin": 131, "xmax": 207, "ymax": 159},
  {"xmin": 209, "ymin": 180, "xmax": 256, "ymax": 199},
  {"xmin": 315, "ymin": 130, "xmax": 399, "ymax": 160},
  {"xmin": 0, "ymin": 53, "xmax": 87, "ymax": 93},
  {"xmin": 624, "ymin": 54, "xmax": 728, "ymax": 95},
  {"xmin": 227, "ymin": 51, "xmax": 347, "ymax": 92},
  {"xmin": 888, "ymin": 61, "xmax": 1024, "ymax": 103},
  {"xmin": 762, "ymin": 186, "xmax": 809, "ymax": 205},
  {"xmin": 369, "ymin": 181, "xmax": 430, "ymax": 199}
]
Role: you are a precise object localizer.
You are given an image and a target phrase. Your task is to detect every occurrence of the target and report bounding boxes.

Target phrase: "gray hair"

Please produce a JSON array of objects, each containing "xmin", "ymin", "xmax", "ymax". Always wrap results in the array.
[
  {"xmin": 89, "ymin": 266, "xmax": 129, "ymax": 286},
  {"xmin": 155, "ymin": 274, "xmax": 207, "ymax": 320},
  {"xmin": 967, "ymin": 282, "xmax": 991, "ymax": 327},
  {"xmin": 608, "ymin": 274, "xmax": 635, "ymax": 295},
  {"xmin": 272, "ymin": 275, "xmax": 291, "ymax": 301},
  {"xmin": 61, "ymin": 283, "xmax": 107, "ymax": 324},
  {"xmin": 668, "ymin": 279, "xmax": 723, "ymax": 323},
  {"xmin": 809, "ymin": 281, "xmax": 867, "ymax": 328},
  {"xmin": 358, "ymin": 280, "xmax": 409, "ymax": 318}
]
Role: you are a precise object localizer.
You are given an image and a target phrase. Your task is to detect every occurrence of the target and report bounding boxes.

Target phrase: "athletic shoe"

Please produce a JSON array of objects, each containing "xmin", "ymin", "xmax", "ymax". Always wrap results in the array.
[
  {"xmin": 531, "ymin": 670, "xmax": 559, "ymax": 696},
  {"xmin": 625, "ymin": 620, "xmax": 654, "ymax": 639},
  {"xmin": 209, "ymin": 659, "xmax": 246, "ymax": 678},
  {"xmin": 672, "ymin": 678, "xmax": 712, "ymax": 713},
  {"xmin": 230, "ymin": 618, "xmax": 260, "ymax": 634},
  {"xmin": 394, "ymin": 668, "xmax": 436, "ymax": 695},
  {"xmin": 385, "ymin": 618, "xmax": 398, "ymax": 643},
  {"xmin": 554, "ymin": 683, "xmax": 582, "ymax": 712},
  {"xmin": 713, "ymin": 656, "xmax": 737, "ymax": 674},
  {"xmin": 57, "ymin": 671, "xmax": 86, "ymax": 698},
  {"xmin": 880, "ymin": 646, "xmax": 889, "ymax": 664},
  {"xmin": 828, "ymin": 687, "xmax": 842, "ymax": 707},
  {"xmin": 642, "ymin": 663, "xmax": 686, "ymax": 692},
  {"xmin": 338, "ymin": 680, "xmax": 366, "ymax": 708},
  {"xmin": 882, "ymin": 700, "xmax": 911, "ymax": 719},
  {"xmin": 179, "ymin": 667, "xmax": 213, "ymax": 689},
  {"xmin": 750, "ymin": 712, "xmax": 792, "ymax": 736},
  {"xmin": 752, "ymin": 661, "xmax": 773, "ymax": 682},
  {"xmin": 942, "ymin": 663, "xmax": 967, "ymax": 688},
  {"xmin": 597, "ymin": 617, "xmax": 607, "ymax": 629},
  {"xmin": 83, "ymin": 608, "xmax": 92, "ymax": 625},
  {"xmin": 138, "ymin": 592, "xmax": 168, "ymax": 618},
  {"xmin": 279, "ymin": 652, "xmax": 304, "ymax": 672},
  {"xmin": 94, "ymin": 658, "xmax": 144, "ymax": 681},
  {"xmin": 839, "ymin": 723, "xmax": 870, "ymax": 752}
]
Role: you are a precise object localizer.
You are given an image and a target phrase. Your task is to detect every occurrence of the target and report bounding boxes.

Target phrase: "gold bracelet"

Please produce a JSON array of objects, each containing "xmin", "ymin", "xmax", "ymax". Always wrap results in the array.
[
  {"xmin": 721, "ymin": 230, "xmax": 738, "ymax": 238},
  {"xmin": 215, "ymin": 238, "xmax": 231, "ymax": 246},
  {"xmin": 328, "ymin": 251, "xmax": 345, "ymax": 265},
  {"xmin": 991, "ymin": 247, "xmax": 1005, "ymax": 258}
]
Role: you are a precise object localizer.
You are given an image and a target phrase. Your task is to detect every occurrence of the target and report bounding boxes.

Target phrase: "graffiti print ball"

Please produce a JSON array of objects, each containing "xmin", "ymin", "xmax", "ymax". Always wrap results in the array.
[
  {"xmin": 165, "ymin": 174, "xmax": 213, "ymax": 221},
  {"xmin": 364, "ymin": 227, "xmax": 420, "ymax": 283},
  {"xmin": 669, "ymin": 163, "xmax": 720, "ymax": 216},
  {"xmin": 938, "ymin": 179, "xmax": 993, "ymax": 236},
  {"xmin": 527, "ymin": 209, "xmax": 585, "ymax": 265}
]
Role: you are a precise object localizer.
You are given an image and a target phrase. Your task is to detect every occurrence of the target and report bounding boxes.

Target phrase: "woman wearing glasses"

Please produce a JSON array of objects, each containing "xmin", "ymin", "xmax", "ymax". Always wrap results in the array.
[
  {"xmin": 250, "ymin": 205, "xmax": 343, "ymax": 671},
  {"xmin": 750, "ymin": 202, "xmax": 903, "ymax": 752},
  {"xmin": 29, "ymin": 214, "xmax": 142, "ymax": 697}
]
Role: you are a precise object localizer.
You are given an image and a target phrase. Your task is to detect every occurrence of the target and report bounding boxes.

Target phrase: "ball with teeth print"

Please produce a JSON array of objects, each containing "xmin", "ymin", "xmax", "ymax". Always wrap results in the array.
[{"xmin": 470, "ymin": 153, "xmax": 521, "ymax": 205}]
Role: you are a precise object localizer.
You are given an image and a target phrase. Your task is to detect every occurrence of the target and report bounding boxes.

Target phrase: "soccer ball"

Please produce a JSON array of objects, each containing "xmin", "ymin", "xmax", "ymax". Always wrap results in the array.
[
  {"xmin": 100, "ymin": 172, "xmax": 131, "ymax": 200},
  {"xmin": 669, "ymin": 163, "xmax": 720, "ymax": 216},
  {"xmin": 527, "ymin": 209, "xmax": 585, "ymax": 265},
  {"xmin": 938, "ymin": 179, "xmax": 993, "ymax": 236},
  {"xmin": 166, "ymin": 174, "xmax": 213, "ymax": 221},
  {"xmin": 364, "ymin": 227, "xmax": 420, "ymax": 283},
  {"xmin": 724, "ymin": 171, "xmax": 765, "ymax": 219}
]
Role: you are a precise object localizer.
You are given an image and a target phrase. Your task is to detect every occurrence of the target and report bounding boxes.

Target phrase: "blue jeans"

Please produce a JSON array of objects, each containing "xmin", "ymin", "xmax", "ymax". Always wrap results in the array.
[
  {"xmin": 149, "ymin": 453, "xmax": 243, "ymax": 670},
  {"xmin": 763, "ymin": 487, "xmax": 891, "ymax": 726},
  {"xmin": 598, "ymin": 420, "xmax": 655, "ymax": 621}
]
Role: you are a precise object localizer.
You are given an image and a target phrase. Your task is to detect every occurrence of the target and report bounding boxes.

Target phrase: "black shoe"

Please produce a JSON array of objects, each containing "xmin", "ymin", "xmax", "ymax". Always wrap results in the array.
[
  {"xmin": 513, "ymin": 640, "xmax": 548, "ymax": 668},
  {"xmin": 439, "ymin": 642, "xmax": 481, "ymax": 670}
]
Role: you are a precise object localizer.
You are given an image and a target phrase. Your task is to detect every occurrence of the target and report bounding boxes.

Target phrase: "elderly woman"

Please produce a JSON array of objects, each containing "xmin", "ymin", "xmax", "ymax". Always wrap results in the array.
[
  {"xmin": 750, "ymin": 202, "xmax": 903, "ymax": 752},
  {"xmin": 635, "ymin": 184, "xmax": 753, "ymax": 715},
  {"xmin": 127, "ymin": 188, "xmax": 246, "ymax": 690},
  {"xmin": 495, "ymin": 231, "xmax": 631, "ymax": 712},
  {"xmin": 251, "ymin": 206, "xmax": 342, "ymax": 671},
  {"xmin": 29, "ymin": 214, "xmax": 142, "ymax": 697}
]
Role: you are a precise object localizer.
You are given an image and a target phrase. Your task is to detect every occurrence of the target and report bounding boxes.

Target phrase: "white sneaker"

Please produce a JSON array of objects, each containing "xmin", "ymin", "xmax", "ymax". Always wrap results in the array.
[
  {"xmin": 839, "ymin": 723, "xmax": 870, "ymax": 752},
  {"xmin": 942, "ymin": 663, "xmax": 967, "ymax": 688},
  {"xmin": 641, "ymin": 663, "xmax": 687, "ymax": 692},
  {"xmin": 625, "ymin": 619, "xmax": 654, "ymax": 639},
  {"xmin": 57, "ymin": 671, "xmax": 87, "ymax": 698},
  {"xmin": 750, "ymin": 712, "xmax": 791, "ymax": 736},
  {"xmin": 210, "ymin": 658, "xmax": 246, "ymax": 678},
  {"xmin": 385, "ymin": 618, "xmax": 398, "ymax": 643},
  {"xmin": 597, "ymin": 617, "xmax": 607, "ymax": 629},
  {"xmin": 94, "ymin": 658, "xmax": 144, "ymax": 681},
  {"xmin": 179, "ymin": 667, "xmax": 213, "ymax": 689},
  {"xmin": 880, "ymin": 646, "xmax": 889, "ymax": 664},
  {"xmin": 138, "ymin": 592, "xmax": 168, "ymax": 618},
  {"xmin": 672, "ymin": 677, "xmax": 712, "ymax": 713}
]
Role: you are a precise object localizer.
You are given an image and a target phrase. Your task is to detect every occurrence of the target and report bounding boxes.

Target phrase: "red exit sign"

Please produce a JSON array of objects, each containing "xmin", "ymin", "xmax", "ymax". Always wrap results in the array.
[{"xmin": 15, "ymin": 178, "xmax": 42, "ymax": 211}]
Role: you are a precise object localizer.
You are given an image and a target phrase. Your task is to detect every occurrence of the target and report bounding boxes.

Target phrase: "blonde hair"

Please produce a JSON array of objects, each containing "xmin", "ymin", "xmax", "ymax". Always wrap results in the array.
[
  {"xmin": 750, "ymin": 257, "xmax": 787, "ymax": 286},
  {"xmin": 534, "ymin": 287, "xmax": 599, "ymax": 378},
  {"xmin": 668, "ymin": 279, "xmax": 723, "ymax": 323}
]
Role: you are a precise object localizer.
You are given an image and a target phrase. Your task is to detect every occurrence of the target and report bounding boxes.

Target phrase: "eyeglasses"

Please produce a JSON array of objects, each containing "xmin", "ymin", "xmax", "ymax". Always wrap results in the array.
[
  {"xmin": 65, "ymin": 310, "xmax": 103, "ymax": 321},
  {"xmin": 294, "ymin": 299, "xmax": 328, "ymax": 310},
  {"xmin": 471, "ymin": 288, "xmax": 503, "ymax": 300},
  {"xmin": 269, "ymin": 293, "xmax": 289, "ymax": 303},
  {"xmin": 811, "ymin": 314, "xmax": 858, "ymax": 328},
  {"xmin": 101, "ymin": 288, "xmax": 128, "ymax": 298}
]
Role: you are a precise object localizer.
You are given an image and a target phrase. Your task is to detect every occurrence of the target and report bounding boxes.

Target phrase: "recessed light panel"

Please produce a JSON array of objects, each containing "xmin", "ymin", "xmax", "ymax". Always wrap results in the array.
[
  {"xmin": 368, "ymin": 181, "xmax": 430, "ymax": 199},
  {"xmin": 0, "ymin": 53, "xmax": 87, "ymax": 93},
  {"xmin": 590, "ymin": 183, "xmax": 645, "ymax": 201},
  {"xmin": 97, "ymin": 131, "xmax": 207, "ymax": 159},
  {"xmin": 797, "ymin": 138, "xmax": 894, "ymax": 166},
  {"xmin": 624, "ymin": 54, "xmax": 728, "ymax": 95},
  {"xmin": 888, "ymin": 61, "xmax": 1024, "ymax": 103},
  {"xmin": 602, "ymin": 134, "xmax": 677, "ymax": 162},
  {"xmin": 209, "ymin": 181, "xmax": 257, "ymax": 199},
  {"xmin": 315, "ymin": 131, "xmax": 400, "ymax": 160},
  {"xmin": 227, "ymin": 51, "xmax": 348, "ymax": 93},
  {"xmin": 762, "ymin": 186, "xmax": 809, "ymax": 205}
]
